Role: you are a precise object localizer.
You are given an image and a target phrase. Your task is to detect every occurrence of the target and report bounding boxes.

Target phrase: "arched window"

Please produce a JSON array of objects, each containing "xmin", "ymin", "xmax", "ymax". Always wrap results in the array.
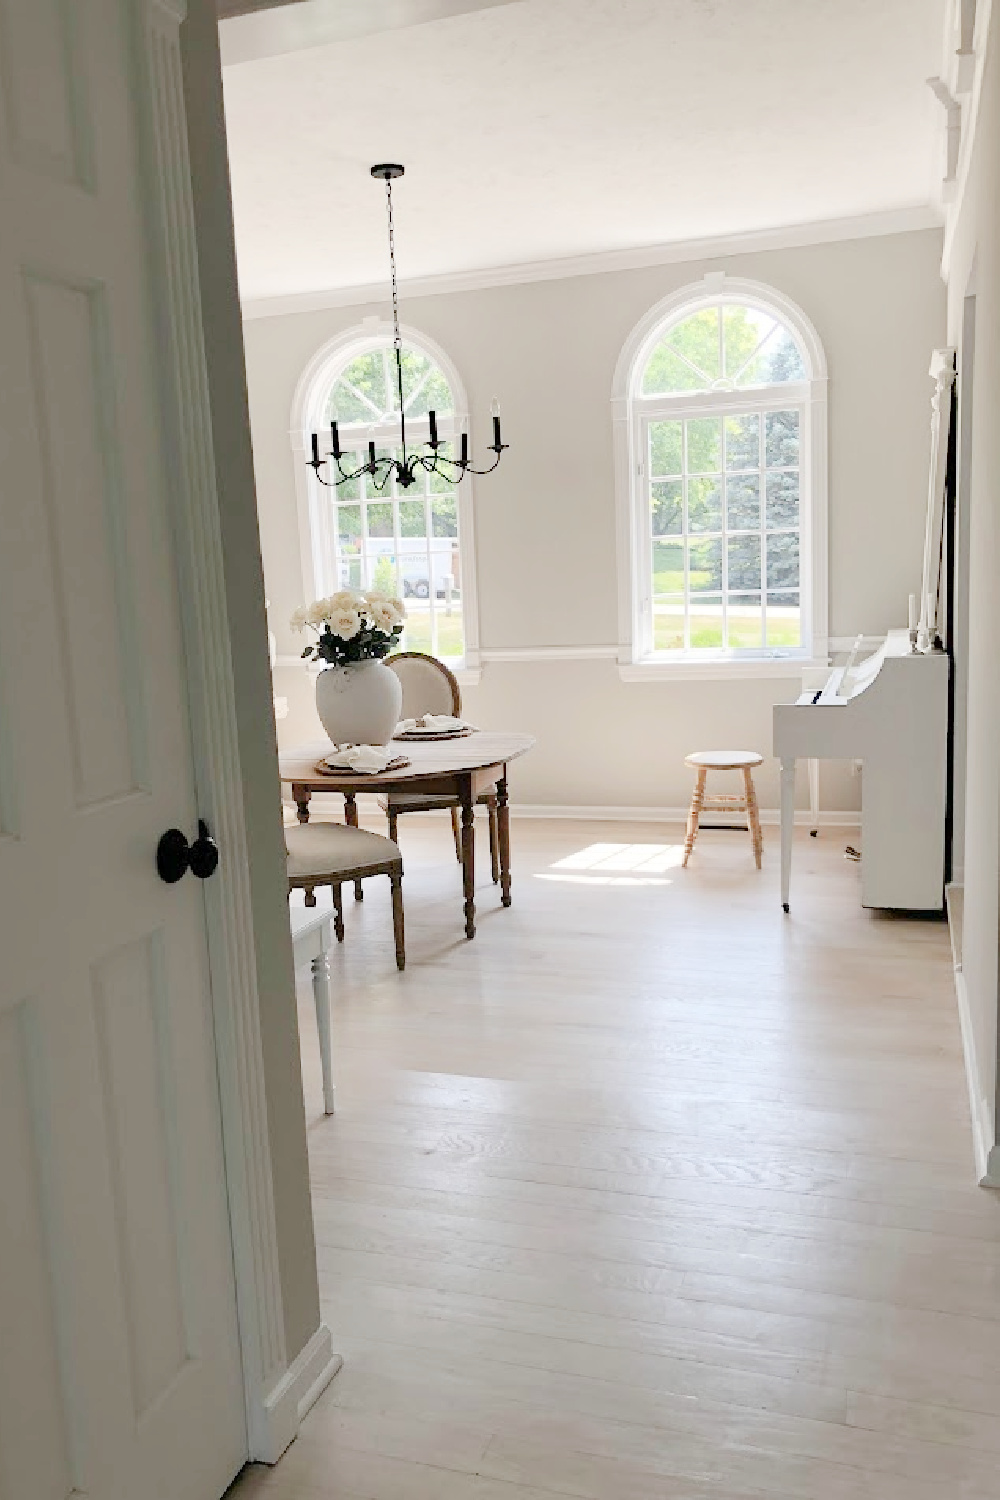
[
  {"xmin": 291, "ymin": 324, "xmax": 478, "ymax": 668},
  {"xmin": 614, "ymin": 277, "xmax": 827, "ymax": 674}
]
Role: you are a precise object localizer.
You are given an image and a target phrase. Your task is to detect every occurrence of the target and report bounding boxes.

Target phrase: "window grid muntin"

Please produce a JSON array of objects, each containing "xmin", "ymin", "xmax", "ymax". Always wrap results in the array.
[
  {"xmin": 641, "ymin": 300, "xmax": 808, "ymax": 398},
  {"xmin": 643, "ymin": 400, "xmax": 804, "ymax": 657}
]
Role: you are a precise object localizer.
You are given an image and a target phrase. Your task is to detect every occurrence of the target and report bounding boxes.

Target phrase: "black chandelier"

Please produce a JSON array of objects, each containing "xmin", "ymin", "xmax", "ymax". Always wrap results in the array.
[{"xmin": 308, "ymin": 163, "xmax": 507, "ymax": 493}]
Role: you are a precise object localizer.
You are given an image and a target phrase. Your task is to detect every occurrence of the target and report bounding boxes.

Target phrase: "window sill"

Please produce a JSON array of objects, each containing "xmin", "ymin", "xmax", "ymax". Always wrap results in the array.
[{"xmin": 619, "ymin": 654, "xmax": 828, "ymax": 683}]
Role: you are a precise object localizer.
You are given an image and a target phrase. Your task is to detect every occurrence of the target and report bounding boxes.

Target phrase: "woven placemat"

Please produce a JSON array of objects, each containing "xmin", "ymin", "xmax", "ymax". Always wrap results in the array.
[
  {"xmin": 393, "ymin": 725, "xmax": 477, "ymax": 742},
  {"xmin": 313, "ymin": 755, "xmax": 411, "ymax": 777}
]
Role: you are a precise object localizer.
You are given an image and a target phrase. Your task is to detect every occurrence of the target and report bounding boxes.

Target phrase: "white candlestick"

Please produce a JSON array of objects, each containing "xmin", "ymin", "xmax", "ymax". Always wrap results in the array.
[
  {"xmin": 908, "ymin": 593, "xmax": 918, "ymax": 631},
  {"xmin": 926, "ymin": 590, "xmax": 936, "ymax": 633}
]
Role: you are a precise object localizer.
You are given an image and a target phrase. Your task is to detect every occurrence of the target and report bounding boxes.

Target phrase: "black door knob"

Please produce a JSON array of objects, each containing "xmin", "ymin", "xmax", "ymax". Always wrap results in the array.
[{"xmin": 156, "ymin": 819, "xmax": 220, "ymax": 883}]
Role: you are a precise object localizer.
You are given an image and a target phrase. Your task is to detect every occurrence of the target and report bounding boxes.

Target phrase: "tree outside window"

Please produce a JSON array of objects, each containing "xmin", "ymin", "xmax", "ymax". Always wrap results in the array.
[{"xmin": 634, "ymin": 298, "xmax": 814, "ymax": 659}]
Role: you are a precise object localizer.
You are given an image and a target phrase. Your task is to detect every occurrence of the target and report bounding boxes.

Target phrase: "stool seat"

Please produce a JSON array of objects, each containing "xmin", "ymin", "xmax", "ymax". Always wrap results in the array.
[
  {"xmin": 682, "ymin": 750, "xmax": 764, "ymax": 869},
  {"xmin": 684, "ymin": 750, "xmax": 764, "ymax": 771}
]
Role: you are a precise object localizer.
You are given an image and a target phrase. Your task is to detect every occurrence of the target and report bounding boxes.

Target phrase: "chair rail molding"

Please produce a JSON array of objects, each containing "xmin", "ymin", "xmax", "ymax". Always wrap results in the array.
[{"xmin": 137, "ymin": 0, "xmax": 337, "ymax": 1464}]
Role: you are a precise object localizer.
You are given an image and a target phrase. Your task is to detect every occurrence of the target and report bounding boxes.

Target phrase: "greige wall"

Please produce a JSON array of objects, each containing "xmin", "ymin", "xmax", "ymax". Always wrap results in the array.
[
  {"xmin": 182, "ymin": 0, "xmax": 321, "ymax": 1365},
  {"xmin": 249, "ymin": 228, "xmax": 945, "ymax": 815},
  {"xmin": 944, "ymin": 12, "xmax": 1000, "ymax": 1162}
]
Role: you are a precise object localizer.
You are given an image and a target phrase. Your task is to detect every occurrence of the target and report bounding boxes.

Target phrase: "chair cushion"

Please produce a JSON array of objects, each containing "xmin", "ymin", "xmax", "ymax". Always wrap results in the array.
[{"xmin": 285, "ymin": 822, "xmax": 401, "ymax": 880}]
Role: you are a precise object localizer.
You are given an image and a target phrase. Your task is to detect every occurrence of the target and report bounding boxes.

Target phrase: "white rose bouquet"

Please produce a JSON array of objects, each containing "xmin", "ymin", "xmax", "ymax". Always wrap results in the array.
[{"xmin": 291, "ymin": 589, "xmax": 405, "ymax": 666}]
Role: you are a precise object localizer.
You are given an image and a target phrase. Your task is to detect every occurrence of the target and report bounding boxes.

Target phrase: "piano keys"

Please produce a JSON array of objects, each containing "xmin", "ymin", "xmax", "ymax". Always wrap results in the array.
[{"xmin": 773, "ymin": 629, "xmax": 948, "ymax": 912}]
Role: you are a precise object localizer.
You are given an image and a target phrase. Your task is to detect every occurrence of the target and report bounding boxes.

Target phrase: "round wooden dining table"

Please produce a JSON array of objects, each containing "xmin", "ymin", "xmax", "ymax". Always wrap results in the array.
[{"xmin": 278, "ymin": 732, "xmax": 535, "ymax": 939}]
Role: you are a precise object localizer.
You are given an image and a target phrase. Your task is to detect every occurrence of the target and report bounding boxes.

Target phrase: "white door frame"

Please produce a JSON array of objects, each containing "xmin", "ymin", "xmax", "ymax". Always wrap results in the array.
[{"xmin": 136, "ymin": 0, "xmax": 336, "ymax": 1463}]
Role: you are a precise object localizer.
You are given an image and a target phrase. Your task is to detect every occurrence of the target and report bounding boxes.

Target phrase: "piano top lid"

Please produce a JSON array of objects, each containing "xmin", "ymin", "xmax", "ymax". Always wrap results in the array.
[{"xmin": 800, "ymin": 630, "xmax": 939, "ymax": 709}]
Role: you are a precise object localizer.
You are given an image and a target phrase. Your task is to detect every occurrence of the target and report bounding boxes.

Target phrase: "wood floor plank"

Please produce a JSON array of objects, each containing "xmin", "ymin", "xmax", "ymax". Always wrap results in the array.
[{"xmin": 230, "ymin": 818, "xmax": 996, "ymax": 1500}]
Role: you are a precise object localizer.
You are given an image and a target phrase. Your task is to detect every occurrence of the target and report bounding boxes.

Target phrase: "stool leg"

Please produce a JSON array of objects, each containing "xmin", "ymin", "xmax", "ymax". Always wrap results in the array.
[
  {"xmin": 683, "ymin": 768, "xmax": 706, "ymax": 867},
  {"xmin": 743, "ymin": 767, "xmax": 763, "ymax": 870},
  {"xmin": 390, "ymin": 868, "xmax": 405, "ymax": 971}
]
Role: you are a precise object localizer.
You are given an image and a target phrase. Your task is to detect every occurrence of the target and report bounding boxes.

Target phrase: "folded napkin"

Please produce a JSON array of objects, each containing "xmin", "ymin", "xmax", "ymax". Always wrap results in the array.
[
  {"xmin": 324, "ymin": 744, "xmax": 394, "ymax": 774},
  {"xmin": 396, "ymin": 713, "xmax": 466, "ymax": 733}
]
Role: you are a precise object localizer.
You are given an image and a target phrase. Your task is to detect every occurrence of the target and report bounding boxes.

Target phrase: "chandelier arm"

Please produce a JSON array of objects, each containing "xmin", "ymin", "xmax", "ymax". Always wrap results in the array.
[
  {"xmin": 311, "ymin": 453, "xmax": 373, "ymax": 486},
  {"xmin": 458, "ymin": 447, "xmax": 509, "ymax": 477}
]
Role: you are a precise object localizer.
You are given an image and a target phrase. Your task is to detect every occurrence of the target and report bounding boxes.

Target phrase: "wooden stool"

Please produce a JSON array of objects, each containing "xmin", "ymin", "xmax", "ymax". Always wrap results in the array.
[{"xmin": 682, "ymin": 751, "xmax": 764, "ymax": 869}]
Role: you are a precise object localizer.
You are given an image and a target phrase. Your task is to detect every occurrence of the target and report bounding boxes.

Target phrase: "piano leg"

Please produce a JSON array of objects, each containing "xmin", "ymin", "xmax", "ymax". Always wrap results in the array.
[
  {"xmin": 808, "ymin": 758, "xmax": 820, "ymax": 837},
  {"xmin": 780, "ymin": 757, "xmax": 796, "ymax": 912}
]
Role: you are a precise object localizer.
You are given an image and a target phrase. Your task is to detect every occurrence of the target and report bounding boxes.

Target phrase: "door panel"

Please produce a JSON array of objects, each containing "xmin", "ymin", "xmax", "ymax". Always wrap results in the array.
[
  {"xmin": 0, "ymin": 2, "xmax": 247, "ymax": 1497},
  {"xmin": 0, "ymin": 998, "xmax": 77, "ymax": 1500}
]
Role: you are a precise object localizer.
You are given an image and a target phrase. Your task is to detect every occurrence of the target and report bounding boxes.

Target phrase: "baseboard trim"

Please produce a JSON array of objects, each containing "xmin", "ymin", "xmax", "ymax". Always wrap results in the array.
[
  {"xmin": 255, "ymin": 1323, "xmax": 342, "ymax": 1464},
  {"xmin": 508, "ymin": 803, "xmax": 860, "ymax": 828},
  {"xmin": 292, "ymin": 795, "xmax": 861, "ymax": 830},
  {"xmin": 947, "ymin": 895, "xmax": 997, "ymax": 1187}
]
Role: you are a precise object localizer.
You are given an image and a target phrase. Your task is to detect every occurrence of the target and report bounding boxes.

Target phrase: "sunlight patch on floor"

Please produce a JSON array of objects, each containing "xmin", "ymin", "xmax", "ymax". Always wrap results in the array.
[{"xmin": 535, "ymin": 841, "xmax": 684, "ymax": 886}]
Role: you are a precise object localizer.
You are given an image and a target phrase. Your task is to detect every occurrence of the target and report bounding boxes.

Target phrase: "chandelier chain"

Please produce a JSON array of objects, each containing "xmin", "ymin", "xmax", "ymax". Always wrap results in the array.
[{"xmin": 306, "ymin": 162, "xmax": 507, "ymax": 491}]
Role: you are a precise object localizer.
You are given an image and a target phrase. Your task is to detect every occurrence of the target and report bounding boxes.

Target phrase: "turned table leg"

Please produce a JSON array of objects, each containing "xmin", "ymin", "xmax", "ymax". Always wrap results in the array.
[
  {"xmin": 292, "ymin": 783, "xmax": 311, "ymax": 824},
  {"xmin": 497, "ymin": 772, "xmax": 512, "ymax": 907},
  {"xmin": 460, "ymin": 778, "xmax": 476, "ymax": 939},
  {"xmin": 344, "ymin": 791, "xmax": 364, "ymax": 902}
]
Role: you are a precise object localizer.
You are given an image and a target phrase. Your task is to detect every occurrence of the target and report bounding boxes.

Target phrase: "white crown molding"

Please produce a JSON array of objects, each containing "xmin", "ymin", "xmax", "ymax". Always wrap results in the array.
[
  {"xmin": 241, "ymin": 205, "xmax": 943, "ymax": 321},
  {"xmin": 942, "ymin": 0, "xmax": 995, "ymax": 276}
]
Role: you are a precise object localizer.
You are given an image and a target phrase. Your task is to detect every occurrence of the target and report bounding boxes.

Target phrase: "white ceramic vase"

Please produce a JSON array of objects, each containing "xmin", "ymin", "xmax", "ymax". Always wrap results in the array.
[{"xmin": 314, "ymin": 659, "xmax": 402, "ymax": 747}]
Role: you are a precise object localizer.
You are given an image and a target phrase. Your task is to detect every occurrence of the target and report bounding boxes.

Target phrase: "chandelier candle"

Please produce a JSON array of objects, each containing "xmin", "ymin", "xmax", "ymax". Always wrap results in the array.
[{"xmin": 308, "ymin": 163, "xmax": 508, "ymax": 493}]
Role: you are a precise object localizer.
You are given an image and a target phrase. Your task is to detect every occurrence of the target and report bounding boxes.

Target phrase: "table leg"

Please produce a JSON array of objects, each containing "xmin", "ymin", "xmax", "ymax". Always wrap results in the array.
[
  {"xmin": 292, "ymin": 783, "xmax": 311, "ymax": 824},
  {"xmin": 807, "ymin": 757, "xmax": 820, "ymax": 837},
  {"xmin": 311, "ymin": 948, "xmax": 335, "ymax": 1115},
  {"xmin": 780, "ymin": 757, "xmax": 795, "ymax": 912},
  {"xmin": 497, "ymin": 772, "xmax": 512, "ymax": 908},
  {"xmin": 461, "ymin": 778, "xmax": 476, "ymax": 939},
  {"xmin": 344, "ymin": 791, "xmax": 364, "ymax": 902}
]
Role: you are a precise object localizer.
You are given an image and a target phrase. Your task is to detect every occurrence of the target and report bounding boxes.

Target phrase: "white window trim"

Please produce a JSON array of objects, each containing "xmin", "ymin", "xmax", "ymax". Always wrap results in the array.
[
  {"xmin": 612, "ymin": 274, "xmax": 829, "ymax": 681},
  {"xmin": 289, "ymin": 318, "xmax": 481, "ymax": 680}
]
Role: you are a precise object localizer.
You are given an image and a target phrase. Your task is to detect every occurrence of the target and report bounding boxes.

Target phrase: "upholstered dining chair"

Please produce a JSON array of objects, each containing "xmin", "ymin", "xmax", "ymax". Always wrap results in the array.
[
  {"xmin": 383, "ymin": 651, "xmax": 500, "ymax": 883},
  {"xmin": 285, "ymin": 821, "xmax": 406, "ymax": 970}
]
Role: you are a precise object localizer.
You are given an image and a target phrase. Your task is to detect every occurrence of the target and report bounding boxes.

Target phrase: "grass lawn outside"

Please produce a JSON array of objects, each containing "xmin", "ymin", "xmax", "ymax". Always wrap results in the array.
[
  {"xmin": 653, "ymin": 604, "xmax": 800, "ymax": 652},
  {"xmin": 401, "ymin": 605, "xmax": 465, "ymax": 661}
]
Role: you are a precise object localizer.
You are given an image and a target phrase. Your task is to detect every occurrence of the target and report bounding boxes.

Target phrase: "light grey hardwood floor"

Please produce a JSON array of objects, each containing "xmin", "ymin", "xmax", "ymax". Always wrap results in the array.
[{"xmin": 231, "ymin": 814, "xmax": 1000, "ymax": 1500}]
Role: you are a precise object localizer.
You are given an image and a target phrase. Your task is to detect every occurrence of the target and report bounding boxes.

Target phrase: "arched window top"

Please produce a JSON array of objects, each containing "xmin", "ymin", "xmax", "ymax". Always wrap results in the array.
[
  {"xmin": 640, "ymin": 301, "xmax": 807, "ymax": 397},
  {"xmin": 324, "ymin": 342, "xmax": 454, "ymax": 427}
]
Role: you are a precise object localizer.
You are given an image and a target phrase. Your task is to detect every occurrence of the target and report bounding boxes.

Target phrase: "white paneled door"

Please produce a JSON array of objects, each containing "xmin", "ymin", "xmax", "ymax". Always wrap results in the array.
[{"xmin": 0, "ymin": 4, "xmax": 247, "ymax": 1500}]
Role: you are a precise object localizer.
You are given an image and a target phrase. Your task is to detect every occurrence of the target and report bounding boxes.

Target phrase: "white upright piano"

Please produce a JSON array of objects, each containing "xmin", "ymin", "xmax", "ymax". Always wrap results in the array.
[
  {"xmin": 774, "ymin": 347, "xmax": 956, "ymax": 914},
  {"xmin": 773, "ymin": 631, "xmax": 948, "ymax": 911}
]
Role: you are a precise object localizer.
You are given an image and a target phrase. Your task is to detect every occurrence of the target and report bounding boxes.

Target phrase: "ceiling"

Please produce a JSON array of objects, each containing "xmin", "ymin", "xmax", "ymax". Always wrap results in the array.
[{"xmin": 220, "ymin": 0, "xmax": 946, "ymax": 306}]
